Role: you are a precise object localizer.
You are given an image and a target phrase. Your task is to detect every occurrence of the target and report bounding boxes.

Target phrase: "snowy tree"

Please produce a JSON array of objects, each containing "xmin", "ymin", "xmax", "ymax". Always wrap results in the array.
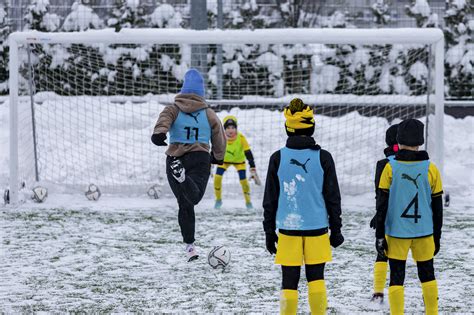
[
  {"xmin": 24, "ymin": 0, "xmax": 60, "ymax": 32},
  {"xmin": 0, "ymin": 4, "xmax": 9, "ymax": 94},
  {"xmin": 107, "ymin": 0, "xmax": 145, "ymax": 32},
  {"xmin": 444, "ymin": 0, "xmax": 473, "ymax": 99},
  {"xmin": 371, "ymin": 0, "xmax": 391, "ymax": 26},
  {"xmin": 146, "ymin": 3, "xmax": 185, "ymax": 95},
  {"xmin": 62, "ymin": 2, "xmax": 103, "ymax": 31},
  {"xmin": 58, "ymin": 2, "xmax": 105, "ymax": 95},
  {"xmin": 104, "ymin": 0, "xmax": 150, "ymax": 95},
  {"xmin": 404, "ymin": 0, "xmax": 438, "ymax": 95},
  {"xmin": 224, "ymin": 0, "xmax": 265, "ymax": 29},
  {"xmin": 405, "ymin": 0, "xmax": 439, "ymax": 28},
  {"xmin": 148, "ymin": 3, "xmax": 183, "ymax": 29},
  {"xmin": 21, "ymin": 0, "xmax": 63, "ymax": 96}
]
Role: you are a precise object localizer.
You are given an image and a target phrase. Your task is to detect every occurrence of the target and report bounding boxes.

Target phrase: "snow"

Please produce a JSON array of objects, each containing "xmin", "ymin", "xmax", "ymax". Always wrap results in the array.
[
  {"xmin": 256, "ymin": 52, "xmax": 284, "ymax": 76},
  {"xmin": 311, "ymin": 65, "xmax": 340, "ymax": 93},
  {"xmin": 30, "ymin": 0, "xmax": 49, "ymax": 14},
  {"xmin": 0, "ymin": 6, "xmax": 6, "ymax": 24},
  {"xmin": 0, "ymin": 194, "xmax": 472, "ymax": 312},
  {"xmin": 42, "ymin": 12, "xmax": 61, "ymax": 32},
  {"xmin": 149, "ymin": 4, "xmax": 182, "ymax": 29},
  {"xmin": 409, "ymin": 61, "xmax": 429, "ymax": 81},
  {"xmin": 468, "ymin": 20, "xmax": 474, "ymax": 31},
  {"xmin": 0, "ymin": 95, "xmax": 473, "ymax": 312},
  {"xmin": 126, "ymin": 0, "xmax": 140, "ymax": 12},
  {"xmin": 460, "ymin": 48, "xmax": 474, "ymax": 75},
  {"xmin": 62, "ymin": 3, "xmax": 103, "ymax": 32},
  {"xmin": 410, "ymin": 0, "xmax": 431, "ymax": 17},
  {"xmin": 446, "ymin": 43, "xmax": 465, "ymax": 66},
  {"xmin": 328, "ymin": 11, "xmax": 347, "ymax": 28},
  {"xmin": 452, "ymin": 0, "xmax": 467, "ymax": 9}
]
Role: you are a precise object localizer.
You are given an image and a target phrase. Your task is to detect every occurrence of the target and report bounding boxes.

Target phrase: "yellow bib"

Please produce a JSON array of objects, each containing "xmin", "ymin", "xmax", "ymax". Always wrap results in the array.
[{"xmin": 224, "ymin": 133, "xmax": 246, "ymax": 163}]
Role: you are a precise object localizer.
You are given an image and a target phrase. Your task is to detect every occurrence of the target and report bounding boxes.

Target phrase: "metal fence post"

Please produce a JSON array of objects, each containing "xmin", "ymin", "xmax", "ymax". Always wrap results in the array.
[
  {"xmin": 216, "ymin": 0, "xmax": 223, "ymax": 99},
  {"xmin": 190, "ymin": 0, "xmax": 208, "ymax": 85}
]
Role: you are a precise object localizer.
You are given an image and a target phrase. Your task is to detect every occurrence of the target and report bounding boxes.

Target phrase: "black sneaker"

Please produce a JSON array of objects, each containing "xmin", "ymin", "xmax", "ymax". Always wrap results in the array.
[
  {"xmin": 170, "ymin": 157, "xmax": 185, "ymax": 183},
  {"xmin": 371, "ymin": 293, "xmax": 384, "ymax": 304}
]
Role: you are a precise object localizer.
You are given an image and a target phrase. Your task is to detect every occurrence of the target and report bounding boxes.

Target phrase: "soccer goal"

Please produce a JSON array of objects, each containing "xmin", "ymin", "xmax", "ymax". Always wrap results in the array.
[{"xmin": 8, "ymin": 28, "xmax": 444, "ymax": 203}]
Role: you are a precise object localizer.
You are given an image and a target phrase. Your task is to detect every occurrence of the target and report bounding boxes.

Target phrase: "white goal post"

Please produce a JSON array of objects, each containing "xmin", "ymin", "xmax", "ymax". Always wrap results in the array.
[{"xmin": 8, "ymin": 28, "xmax": 444, "ymax": 204}]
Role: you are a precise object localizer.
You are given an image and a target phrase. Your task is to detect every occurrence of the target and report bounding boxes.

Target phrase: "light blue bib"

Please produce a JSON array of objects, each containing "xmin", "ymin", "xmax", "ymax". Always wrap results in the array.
[
  {"xmin": 169, "ymin": 108, "xmax": 211, "ymax": 144},
  {"xmin": 276, "ymin": 147, "xmax": 328, "ymax": 230},
  {"xmin": 385, "ymin": 160, "xmax": 433, "ymax": 238}
]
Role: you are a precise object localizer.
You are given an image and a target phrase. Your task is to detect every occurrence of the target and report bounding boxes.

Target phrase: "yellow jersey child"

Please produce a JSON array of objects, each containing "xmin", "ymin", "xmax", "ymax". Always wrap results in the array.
[
  {"xmin": 214, "ymin": 115, "xmax": 258, "ymax": 210},
  {"xmin": 375, "ymin": 119, "xmax": 443, "ymax": 315}
]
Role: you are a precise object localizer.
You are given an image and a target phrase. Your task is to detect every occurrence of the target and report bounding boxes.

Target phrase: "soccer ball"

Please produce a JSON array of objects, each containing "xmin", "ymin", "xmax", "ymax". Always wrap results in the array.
[
  {"xmin": 208, "ymin": 246, "xmax": 231, "ymax": 269},
  {"xmin": 147, "ymin": 184, "xmax": 161, "ymax": 199},
  {"xmin": 85, "ymin": 184, "xmax": 101, "ymax": 201},
  {"xmin": 32, "ymin": 186, "xmax": 48, "ymax": 203}
]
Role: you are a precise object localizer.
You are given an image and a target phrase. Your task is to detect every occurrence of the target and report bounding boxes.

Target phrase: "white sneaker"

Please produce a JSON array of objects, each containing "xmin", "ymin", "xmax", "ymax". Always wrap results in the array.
[
  {"xmin": 170, "ymin": 158, "xmax": 185, "ymax": 183},
  {"xmin": 186, "ymin": 243, "xmax": 199, "ymax": 262}
]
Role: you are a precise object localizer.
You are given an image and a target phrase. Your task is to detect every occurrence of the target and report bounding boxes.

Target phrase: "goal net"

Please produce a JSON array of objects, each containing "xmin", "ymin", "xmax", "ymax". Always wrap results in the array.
[{"xmin": 8, "ymin": 28, "xmax": 444, "ymax": 203}]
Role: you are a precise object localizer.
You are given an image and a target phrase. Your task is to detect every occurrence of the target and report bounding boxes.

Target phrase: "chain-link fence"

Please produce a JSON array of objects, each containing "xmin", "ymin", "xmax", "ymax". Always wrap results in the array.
[{"xmin": 1, "ymin": 0, "xmax": 473, "ymax": 100}]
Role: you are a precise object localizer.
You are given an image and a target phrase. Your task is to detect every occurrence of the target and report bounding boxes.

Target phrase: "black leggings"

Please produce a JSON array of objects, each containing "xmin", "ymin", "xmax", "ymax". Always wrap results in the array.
[
  {"xmin": 389, "ymin": 258, "xmax": 436, "ymax": 286},
  {"xmin": 282, "ymin": 264, "xmax": 325, "ymax": 290},
  {"xmin": 166, "ymin": 152, "xmax": 210, "ymax": 244},
  {"xmin": 376, "ymin": 252, "xmax": 388, "ymax": 262}
]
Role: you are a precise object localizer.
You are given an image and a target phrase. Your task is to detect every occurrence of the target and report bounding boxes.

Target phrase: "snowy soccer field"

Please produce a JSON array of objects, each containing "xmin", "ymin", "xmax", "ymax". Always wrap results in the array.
[
  {"xmin": 1, "ymin": 99, "xmax": 473, "ymax": 312},
  {"xmin": 1, "ymin": 192, "xmax": 473, "ymax": 313}
]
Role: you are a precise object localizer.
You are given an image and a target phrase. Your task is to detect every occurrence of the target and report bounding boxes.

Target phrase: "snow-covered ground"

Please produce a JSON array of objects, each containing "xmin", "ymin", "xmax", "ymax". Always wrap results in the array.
[
  {"xmin": 1, "ymin": 96, "xmax": 473, "ymax": 312},
  {"xmin": 0, "ymin": 194, "xmax": 473, "ymax": 313}
]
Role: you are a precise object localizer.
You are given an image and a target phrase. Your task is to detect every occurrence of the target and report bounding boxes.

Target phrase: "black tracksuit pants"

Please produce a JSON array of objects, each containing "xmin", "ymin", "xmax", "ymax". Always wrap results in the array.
[{"xmin": 166, "ymin": 151, "xmax": 210, "ymax": 244}]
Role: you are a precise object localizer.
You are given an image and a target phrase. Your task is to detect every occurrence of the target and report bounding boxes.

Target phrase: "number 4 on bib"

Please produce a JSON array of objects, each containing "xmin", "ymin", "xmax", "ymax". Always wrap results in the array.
[{"xmin": 400, "ymin": 192, "xmax": 421, "ymax": 223}]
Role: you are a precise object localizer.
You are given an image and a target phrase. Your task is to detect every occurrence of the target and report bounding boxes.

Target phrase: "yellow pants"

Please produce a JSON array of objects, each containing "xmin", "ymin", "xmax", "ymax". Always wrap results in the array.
[
  {"xmin": 214, "ymin": 162, "xmax": 251, "ymax": 203},
  {"xmin": 385, "ymin": 235, "xmax": 435, "ymax": 262},
  {"xmin": 275, "ymin": 233, "xmax": 332, "ymax": 266}
]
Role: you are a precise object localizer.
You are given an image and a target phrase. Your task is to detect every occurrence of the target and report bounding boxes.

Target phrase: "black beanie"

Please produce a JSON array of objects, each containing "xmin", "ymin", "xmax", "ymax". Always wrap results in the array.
[
  {"xmin": 385, "ymin": 124, "xmax": 399, "ymax": 146},
  {"xmin": 397, "ymin": 119, "xmax": 424, "ymax": 146}
]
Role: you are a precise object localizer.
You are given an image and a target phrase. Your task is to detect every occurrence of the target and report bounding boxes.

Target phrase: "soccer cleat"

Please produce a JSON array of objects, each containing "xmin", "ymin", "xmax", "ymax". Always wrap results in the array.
[
  {"xmin": 170, "ymin": 158, "xmax": 185, "ymax": 183},
  {"xmin": 371, "ymin": 293, "xmax": 384, "ymax": 304},
  {"xmin": 246, "ymin": 202, "xmax": 253, "ymax": 210},
  {"xmin": 214, "ymin": 199, "xmax": 223, "ymax": 209},
  {"xmin": 185, "ymin": 243, "xmax": 199, "ymax": 262}
]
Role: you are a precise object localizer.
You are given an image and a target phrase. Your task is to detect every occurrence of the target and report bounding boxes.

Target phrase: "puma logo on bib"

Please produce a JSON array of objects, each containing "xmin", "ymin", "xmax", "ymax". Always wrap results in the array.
[
  {"xmin": 186, "ymin": 112, "xmax": 200, "ymax": 123},
  {"xmin": 402, "ymin": 173, "xmax": 421, "ymax": 189},
  {"xmin": 290, "ymin": 158, "xmax": 310, "ymax": 173}
]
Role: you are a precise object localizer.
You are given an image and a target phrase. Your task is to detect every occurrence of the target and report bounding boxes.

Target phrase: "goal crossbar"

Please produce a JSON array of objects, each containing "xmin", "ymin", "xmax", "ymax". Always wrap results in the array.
[{"xmin": 9, "ymin": 28, "xmax": 444, "ymax": 45}]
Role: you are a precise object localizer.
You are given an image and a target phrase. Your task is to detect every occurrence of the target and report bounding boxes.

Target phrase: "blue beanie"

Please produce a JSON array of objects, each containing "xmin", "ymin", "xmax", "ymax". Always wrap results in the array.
[{"xmin": 180, "ymin": 69, "xmax": 205, "ymax": 97}]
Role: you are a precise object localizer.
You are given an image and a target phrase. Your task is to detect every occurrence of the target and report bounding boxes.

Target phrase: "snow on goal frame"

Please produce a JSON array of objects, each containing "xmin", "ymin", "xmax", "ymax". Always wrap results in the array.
[{"xmin": 8, "ymin": 28, "xmax": 445, "ymax": 204}]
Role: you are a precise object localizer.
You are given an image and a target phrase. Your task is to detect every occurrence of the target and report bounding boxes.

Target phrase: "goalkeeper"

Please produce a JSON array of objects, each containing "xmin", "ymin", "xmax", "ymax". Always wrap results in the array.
[{"xmin": 214, "ymin": 115, "xmax": 259, "ymax": 210}]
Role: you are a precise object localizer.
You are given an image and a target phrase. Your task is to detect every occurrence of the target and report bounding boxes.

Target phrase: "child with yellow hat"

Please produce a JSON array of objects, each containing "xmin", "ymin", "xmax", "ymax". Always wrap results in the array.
[
  {"xmin": 263, "ymin": 98, "xmax": 344, "ymax": 314},
  {"xmin": 214, "ymin": 115, "xmax": 259, "ymax": 210}
]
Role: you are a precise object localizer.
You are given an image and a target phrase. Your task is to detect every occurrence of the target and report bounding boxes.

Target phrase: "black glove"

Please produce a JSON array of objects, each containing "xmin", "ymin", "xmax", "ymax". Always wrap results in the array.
[
  {"xmin": 370, "ymin": 214, "xmax": 377, "ymax": 229},
  {"xmin": 210, "ymin": 152, "xmax": 224, "ymax": 165},
  {"xmin": 265, "ymin": 232, "xmax": 278, "ymax": 255},
  {"xmin": 330, "ymin": 231, "xmax": 344, "ymax": 248},
  {"xmin": 434, "ymin": 236, "xmax": 440, "ymax": 256},
  {"xmin": 151, "ymin": 133, "xmax": 167, "ymax": 146},
  {"xmin": 376, "ymin": 238, "xmax": 388, "ymax": 259}
]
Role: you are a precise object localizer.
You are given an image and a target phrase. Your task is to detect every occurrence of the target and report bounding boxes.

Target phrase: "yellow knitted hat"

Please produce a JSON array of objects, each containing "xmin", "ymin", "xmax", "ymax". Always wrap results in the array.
[
  {"xmin": 223, "ymin": 115, "xmax": 238, "ymax": 128},
  {"xmin": 284, "ymin": 98, "xmax": 315, "ymax": 134}
]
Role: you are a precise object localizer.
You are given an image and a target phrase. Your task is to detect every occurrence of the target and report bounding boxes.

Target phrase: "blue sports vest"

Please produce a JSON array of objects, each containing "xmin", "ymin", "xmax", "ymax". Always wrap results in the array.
[
  {"xmin": 169, "ymin": 108, "xmax": 211, "ymax": 144},
  {"xmin": 387, "ymin": 155, "xmax": 395, "ymax": 162},
  {"xmin": 276, "ymin": 147, "xmax": 328, "ymax": 230},
  {"xmin": 385, "ymin": 160, "xmax": 433, "ymax": 238}
]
